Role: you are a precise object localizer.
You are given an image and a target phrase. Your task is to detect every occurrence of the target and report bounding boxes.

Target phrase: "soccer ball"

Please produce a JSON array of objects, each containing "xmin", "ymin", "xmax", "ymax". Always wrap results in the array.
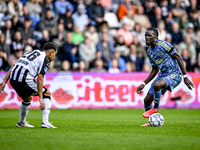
[{"xmin": 149, "ymin": 113, "xmax": 164, "ymax": 127}]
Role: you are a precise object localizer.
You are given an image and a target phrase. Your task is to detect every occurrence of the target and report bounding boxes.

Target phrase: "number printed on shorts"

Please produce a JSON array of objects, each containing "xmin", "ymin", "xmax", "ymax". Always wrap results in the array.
[{"xmin": 170, "ymin": 74, "xmax": 176, "ymax": 79}]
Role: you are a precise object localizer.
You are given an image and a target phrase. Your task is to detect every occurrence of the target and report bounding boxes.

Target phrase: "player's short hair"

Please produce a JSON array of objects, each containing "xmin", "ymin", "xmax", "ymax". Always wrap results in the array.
[
  {"xmin": 43, "ymin": 42, "xmax": 57, "ymax": 51},
  {"xmin": 147, "ymin": 27, "xmax": 159, "ymax": 38}
]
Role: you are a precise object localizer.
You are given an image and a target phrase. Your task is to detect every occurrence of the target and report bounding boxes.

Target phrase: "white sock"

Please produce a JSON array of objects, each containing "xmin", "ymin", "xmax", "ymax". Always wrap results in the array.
[
  {"xmin": 19, "ymin": 101, "xmax": 31, "ymax": 124},
  {"xmin": 42, "ymin": 98, "xmax": 51, "ymax": 124}
]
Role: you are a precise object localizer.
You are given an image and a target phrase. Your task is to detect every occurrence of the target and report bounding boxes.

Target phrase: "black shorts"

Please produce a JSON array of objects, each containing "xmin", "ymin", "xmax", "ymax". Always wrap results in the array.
[{"xmin": 10, "ymin": 79, "xmax": 47, "ymax": 100}]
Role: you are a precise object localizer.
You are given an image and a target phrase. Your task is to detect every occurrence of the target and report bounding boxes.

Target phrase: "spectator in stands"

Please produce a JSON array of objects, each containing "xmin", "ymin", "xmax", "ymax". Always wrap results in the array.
[
  {"xmin": 132, "ymin": 23, "xmax": 146, "ymax": 47},
  {"xmin": 116, "ymin": 20, "xmax": 133, "ymax": 46},
  {"xmin": 51, "ymin": 23, "xmax": 67, "ymax": 50},
  {"xmin": 48, "ymin": 61, "xmax": 57, "ymax": 72},
  {"xmin": 186, "ymin": 0, "xmax": 200, "ymax": 17},
  {"xmin": 61, "ymin": 60, "xmax": 71, "ymax": 71},
  {"xmin": 26, "ymin": 0, "xmax": 42, "ymax": 17},
  {"xmin": 188, "ymin": 10, "xmax": 200, "ymax": 31},
  {"xmin": 182, "ymin": 23, "xmax": 197, "ymax": 44},
  {"xmin": 0, "ymin": 1, "xmax": 8, "ymax": 16},
  {"xmin": 142, "ymin": 62, "xmax": 151, "ymax": 72},
  {"xmin": 125, "ymin": 61, "xmax": 136, "ymax": 72},
  {"xmin": 18, "ymin": 17, "xmax": 35, "ymax": 47},
  {"xmin": 1, "ymin": 20, "xmax": 15, "ymax": 46},
  {"xmin": 96, "ymin": 32, "xmax": 114, "ymax": 61},
  {"xmin": 150, "ymin": 6, "xmax": 163, "ymax": 28},
  {"xmin": 192, "ymin": 53, "xmax": 200, "ymax": 72},
  {"xmin": 120, "ymin": 10, "xmax": 135, "ymax": 31},
  {"xmin": 12, "ymin": 15, "xmax": 22, "ymax": 32},
  {"xmin": 84, "ymin": 25, "xmax": 99, "ymax": 46},
  {"xmin": 175, "ymin": 12, "xmax": 189, "ymax": 32},
  {"xmin": 41, "ymin": 0, "xmax": 58, "ymax": 18},
  {"xmin": 133, "ymin": 5, "xmax": 151, "ymax": 30},
  {"xmin": 90, "ymin": 59, "xmax": 107, "ymax": 72},
  {"xmin": 108, "ymin": 58, "xmax": 120, "ymax": 73},
  {"xmin": 117, "ymin": 0, "xmax": 136, "ymax": 20},
  {"xmin": 0, "ymin": 49, "xmax": 9, "ymax": 71},
  {"xmin": 132, "ymin": 36, "xmax": 147, "ymax": 60},
  {"xmin": 59, "ymin": 6, "xmax": 74, "ymax": 31},
  {"xmin": 26, "ymin": 0, "xmax": 42, "ymax": 30},
  {"xmin": 90, "ymin": 0, "xmax": 105, "ymax": 29},
  {"xmin": 0, "ymin": 33, "xmax": 10, "ymax": 59},
  {"xmin": 7, "ymin": 0, "xmax": 23, "ymax": 17},
  {"xmin": 157, "ymin": 20, "xmax": 167, "ymax": 41},
  {"xmin": 72, "ymin": 4, "xmax": 88, "ymax": 34},
  {"xmin": 19, "ymin": 5, "xmax": 31, "ymax": 25},
  {"xmin": 171, "ymin": 0, "xmax": 186, "ymax": 20},
  {"xmin": 114, "ymin": 35, "xmax": 129, "ymax": 59},
  {"xmin": 178, "ymin": 34, "xmax": 196, "ymax": 64},
  {"xmin": 143, "ymin": 0, "xmax": 156, "ymax": 21},
  {"xmin": 159, "ymin": 0, "xmax": 173, "ymax": 26},
  {"xmin": 11, "ymin": 31, "xmax": 25, "ymax": 54},
  {"xmin": 72, "ymin": 26, "xmax": 84, "ymax": 45},
  {"xmin": 62, "ymin": 32, "xmax": 80, "ymax": 64},
  {"xmin": 124, "ymin": 43, "xmax": 144, "ymax": 71},
  {"xmin": 55, "ymin": 0, "xmax": 73, "ymax": 16},
  {"xmin": 108, "ymin": 49, "xmax": 126, "ymax": 72},
  {"xmin": 169, "ymin": 21, "xmax": 183, "ymax": 47},
  {"xmin": 98, "ymin": 22, "xmax": 114, "ymax": 44},
  {"xmin": 181, "ymin": 49, "xmax": 192, "ymax": 71},
  {"xmin": 39, "ymin": 8, "xmax": 58, "ymax": 33},
  {"xmin": 90, "ymin": 50, "xmax": 107, "ymax": 69},
  {"xmin": 77, "ymin": 60, "xmax": 86, "ymax": 72},
  {"xmin": 165, "ymin": 33, "xmax": 172, "ymax": 43},
  {"xmin": 79, "ymin": 36, "xmax": 96, "ymax": 69},
  {"xmin": 40, "ymin": 30, "xmax": 51, "ymax": 48},
  {"xmin": 73, "ymin": 0, "xmax": 92, "ymax": 22}
]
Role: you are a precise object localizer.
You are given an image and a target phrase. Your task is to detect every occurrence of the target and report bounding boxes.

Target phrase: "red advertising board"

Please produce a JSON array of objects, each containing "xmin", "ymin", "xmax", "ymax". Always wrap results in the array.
[{"xmin": 0, "ymin": 72, "xmax": 199, "ymax": 109}]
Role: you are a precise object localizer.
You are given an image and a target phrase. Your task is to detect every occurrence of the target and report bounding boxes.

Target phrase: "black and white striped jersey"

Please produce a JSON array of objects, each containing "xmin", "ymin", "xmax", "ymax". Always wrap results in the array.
[{"xmin": 10, "ymin": 50, "xmax": 50, "ymax": 82}]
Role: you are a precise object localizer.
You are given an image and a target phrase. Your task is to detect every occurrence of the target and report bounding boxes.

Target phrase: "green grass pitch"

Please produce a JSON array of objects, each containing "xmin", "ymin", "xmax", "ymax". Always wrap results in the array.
[{"xmin": 0, "ymin": 109, "xmax": 200, "ymax": 150}]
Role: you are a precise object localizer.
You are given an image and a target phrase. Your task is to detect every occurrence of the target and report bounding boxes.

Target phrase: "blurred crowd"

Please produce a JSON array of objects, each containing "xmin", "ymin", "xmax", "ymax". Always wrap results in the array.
[{"xmin": 0, "ymin": 0, "xmax": 200, "ymax": 73}]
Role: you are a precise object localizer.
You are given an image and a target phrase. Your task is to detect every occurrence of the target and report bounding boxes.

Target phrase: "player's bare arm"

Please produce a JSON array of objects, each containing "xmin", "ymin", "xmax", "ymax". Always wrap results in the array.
[
  {"xmin": 172, "ymin": 51, "xmax": 194, "ymax": 90},
  {"xmin": 37, "ymin": 73, "xmax": 45, "ymax": 110},
  {"xmin": 0, "ymin": 66, "xmax": 13, "ymax": 92},
  {"xmin": 136, "ymin": 66, "xmax": 159, "ymax": 94}
]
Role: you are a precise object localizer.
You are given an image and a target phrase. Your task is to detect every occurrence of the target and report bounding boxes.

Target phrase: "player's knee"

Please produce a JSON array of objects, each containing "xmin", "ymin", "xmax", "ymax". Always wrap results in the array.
[
  {"xmin": 43, "ymin": 90, "xmax": 51, "ymax": 99},
  {"xmin": 23, "ymin": 96, "xmax": 32, "ymax": 102},
  {"xmin": 153, "ymin": 82, "xmax": 160, "ymax": 91},
  {"xmin": 44, "ymin": 90, "xmax": 51, "ymax": 96}
]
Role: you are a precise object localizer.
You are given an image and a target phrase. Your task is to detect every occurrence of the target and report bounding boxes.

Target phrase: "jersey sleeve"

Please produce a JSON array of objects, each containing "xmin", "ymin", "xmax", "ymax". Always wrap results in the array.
[
  {"xmin": 161, "ymin": 41, "xmax": 176, "ymax": 56},
  {"xmin": 39, "ymin": 55, "xmax": 50, "ymax": 75}
]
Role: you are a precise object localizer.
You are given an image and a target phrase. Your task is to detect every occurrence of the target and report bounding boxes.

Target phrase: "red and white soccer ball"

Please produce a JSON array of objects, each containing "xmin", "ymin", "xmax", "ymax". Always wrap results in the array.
[{"xmin": 149, "ymin": 113, "xmax": 165, "ymax": 127}]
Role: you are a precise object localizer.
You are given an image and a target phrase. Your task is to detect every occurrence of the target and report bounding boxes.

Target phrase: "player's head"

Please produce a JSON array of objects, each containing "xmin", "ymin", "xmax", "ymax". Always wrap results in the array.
[
  {"xmin": 43, "ymin": 42, "xmax": 57, "ymax": 62},
  {"xmin": 145, "ymin": 27, "xmax": 159, "ymax": 46}
]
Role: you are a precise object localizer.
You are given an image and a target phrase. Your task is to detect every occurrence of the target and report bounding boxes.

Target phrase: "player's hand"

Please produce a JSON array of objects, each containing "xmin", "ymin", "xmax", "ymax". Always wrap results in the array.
[
  {"xmin": 184, "ymin": 77, "xmax": 194, "ymax": 90},
  {"xmin": 136, "ymin": 84, "xmax": 145, "ymax": 95},
  {"xmin": 0, "ymin": 82, "xmax": 6, "ymax": 93},
  {"xmin": 39, "ymin": 102, "xmax": 45, "ymax": 110}
]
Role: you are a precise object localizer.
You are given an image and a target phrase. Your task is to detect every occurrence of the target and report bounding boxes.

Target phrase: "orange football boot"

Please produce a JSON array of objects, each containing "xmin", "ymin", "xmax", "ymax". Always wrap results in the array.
[{"xmin": 143, "ymin": 108, "xmax": 159, "ymax": 118}]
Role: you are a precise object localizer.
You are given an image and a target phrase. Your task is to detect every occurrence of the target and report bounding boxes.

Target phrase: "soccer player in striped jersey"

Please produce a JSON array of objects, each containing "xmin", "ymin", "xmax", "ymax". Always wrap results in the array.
[
  {"xmin": 136, "ymin": 27, "xmax": 194, "ymax": 126},
  {"xmin": 0, "ymin": 42, "xmax": 57, "ymax": 128}
]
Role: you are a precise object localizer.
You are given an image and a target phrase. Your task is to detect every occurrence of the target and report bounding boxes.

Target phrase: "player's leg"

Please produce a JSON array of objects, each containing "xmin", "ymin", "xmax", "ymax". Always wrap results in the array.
[
  {"xmin": 142, "ymin": 77, "xmax": 166, "ymax": 118},
  {"xmin": 144, "ymin": 93, "xmax": 154, "ymax": 111},
  {"xmin": 41, "ymin": 90, "xmax": 57, "ymax": 128},
  {"xmin": 141, "ymin": 93, "xmax": 154, "ymax": 126},
  {"xmin": 16, "ymin": 96, "xmax": 34, "ymax": 127},
  {"xmin": 10, "ymin": 79, "xmax": 34, "ymax": 127},
  {"xmin": 153, "ymin": 79, "xmax": 166, "ymax": 110}
]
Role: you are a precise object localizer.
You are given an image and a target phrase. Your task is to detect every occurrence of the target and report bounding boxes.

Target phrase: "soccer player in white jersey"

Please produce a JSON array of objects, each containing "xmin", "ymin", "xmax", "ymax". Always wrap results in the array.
[{"xmin": 0, "ymin": 42, "xmax": 57, "ymax": 128}]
